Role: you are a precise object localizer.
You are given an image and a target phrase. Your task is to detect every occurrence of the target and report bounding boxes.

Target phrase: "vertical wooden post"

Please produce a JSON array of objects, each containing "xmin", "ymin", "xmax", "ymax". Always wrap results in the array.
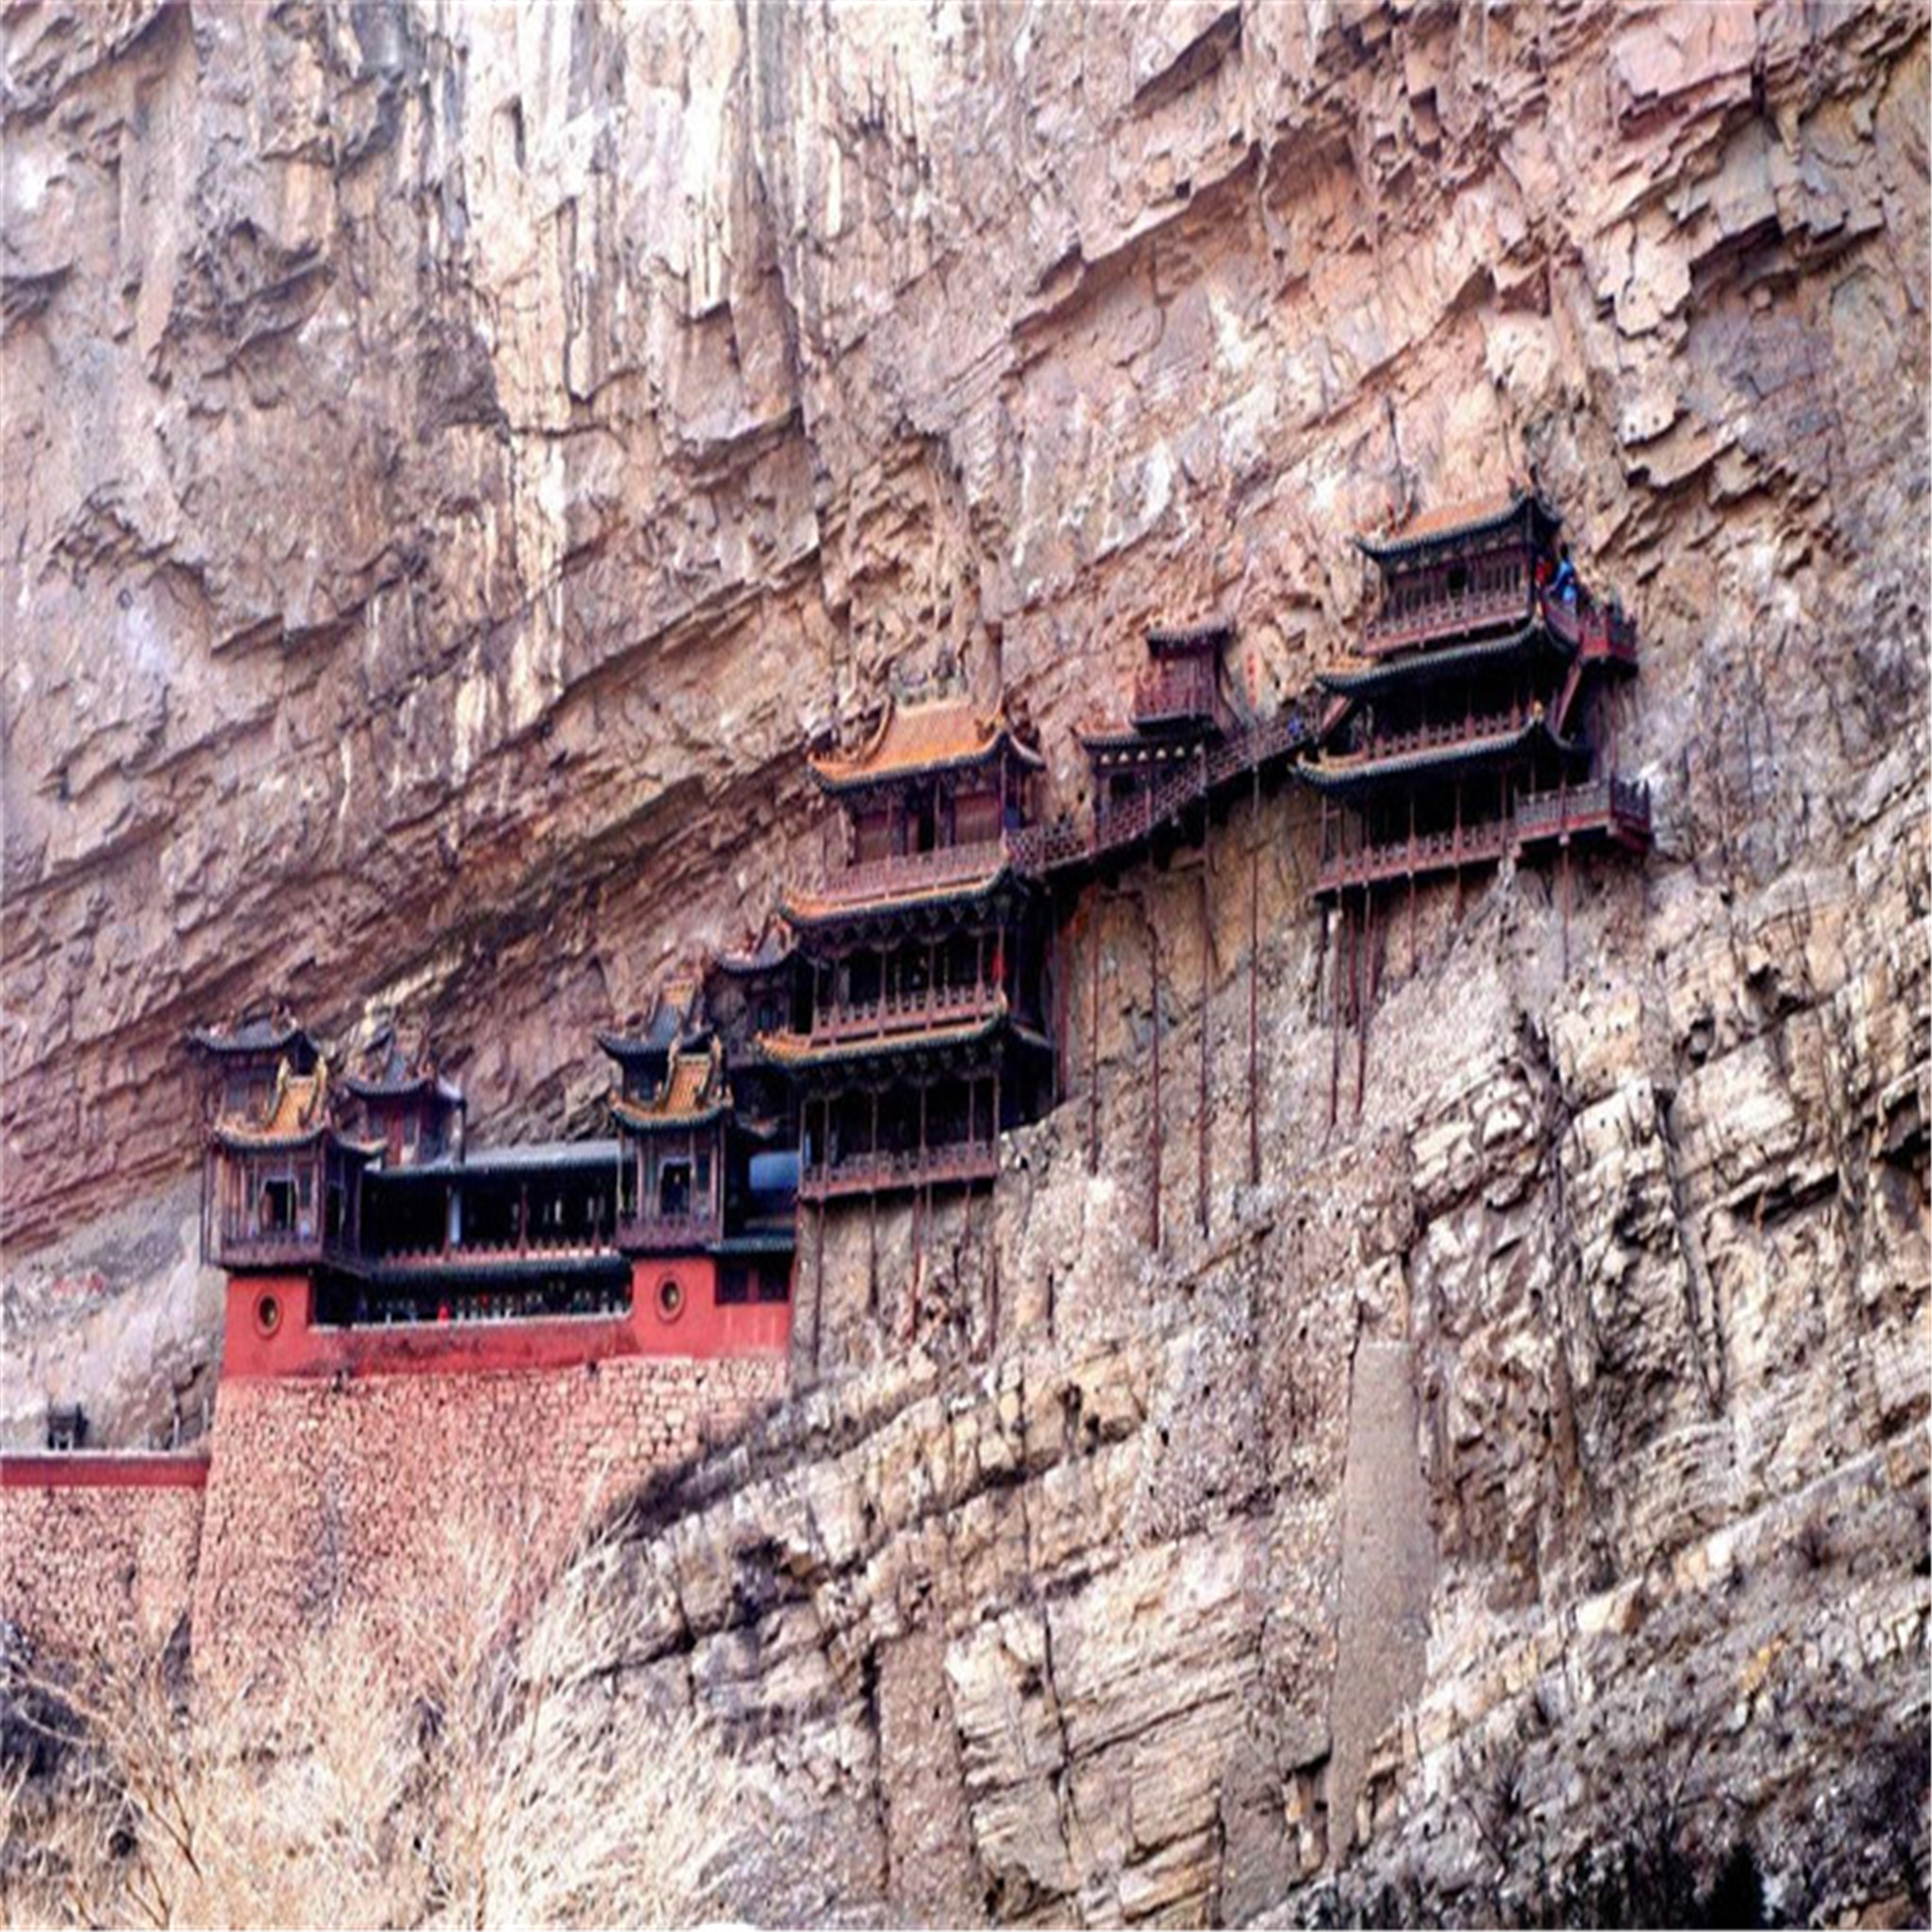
[
  {"xmin": 1089, "ymin": 909, "xmax": 1102, "ymax": 1174},
  {"xmin": 1356, "ymin": 884, "xmax": 1373, "ymax": 1121},
  {"xmin": 1148, "ymin": 903, "xmax": 1163, "ymax": 1255},
  {"xmin": 1248, "ymin": 754, "xmax": 1261, "ymax": 1188}
]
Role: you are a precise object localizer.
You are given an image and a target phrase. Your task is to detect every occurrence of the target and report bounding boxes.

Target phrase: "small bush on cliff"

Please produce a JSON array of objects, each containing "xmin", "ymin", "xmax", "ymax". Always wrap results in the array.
[{"xmin": 1, "ymin": 1522, "xmax": 768, "ymax": 1929}]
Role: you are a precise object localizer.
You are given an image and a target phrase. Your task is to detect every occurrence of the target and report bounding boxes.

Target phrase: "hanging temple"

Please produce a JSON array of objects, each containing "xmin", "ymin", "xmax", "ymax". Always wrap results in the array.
[{"xmin": 189, "ymin": 490, "xmax": 1651, "ymax": 1382}]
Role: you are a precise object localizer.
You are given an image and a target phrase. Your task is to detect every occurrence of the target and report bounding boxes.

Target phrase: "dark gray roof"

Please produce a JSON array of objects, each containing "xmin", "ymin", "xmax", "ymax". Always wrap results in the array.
[
  {"xmin": 369, "ymin": 1139, "xmax": 621, "ymax": 1180},
  {"xmin": 1316, "ymin": 621, "xmax": 1570, "ymax": 700}
]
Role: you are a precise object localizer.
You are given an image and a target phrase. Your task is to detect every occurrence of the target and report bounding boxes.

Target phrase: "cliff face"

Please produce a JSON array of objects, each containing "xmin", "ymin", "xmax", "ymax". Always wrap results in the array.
[{"xmin": 3, "ymin": 0, "xmax": 1927, "ymax": 1921}]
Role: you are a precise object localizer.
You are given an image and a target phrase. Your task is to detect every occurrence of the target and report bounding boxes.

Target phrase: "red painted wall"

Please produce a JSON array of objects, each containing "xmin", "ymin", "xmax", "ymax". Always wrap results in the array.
[
  {"xmin": 0, "ymin": 1453, "xmax": 210, "ymax": 1490},
  {"xmin": 220, "ymin": 1258, "xmax": 791, "ymax": 1379}
]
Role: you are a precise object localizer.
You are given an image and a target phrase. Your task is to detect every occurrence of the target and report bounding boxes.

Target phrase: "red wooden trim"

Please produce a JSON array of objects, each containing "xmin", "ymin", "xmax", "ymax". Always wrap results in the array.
[{"xmin": 1, "ymin": 1453, "xmax": 210, "ymax": 1491}]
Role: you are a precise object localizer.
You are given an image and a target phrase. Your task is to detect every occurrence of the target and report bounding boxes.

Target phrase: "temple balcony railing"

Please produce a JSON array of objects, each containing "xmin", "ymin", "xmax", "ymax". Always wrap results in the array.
[
  {"xmin": 1541, "ymin": 593, "xmax": 1639, "ymax": 667},
  {"xmin": 209, "ymin": 1223, "xmax": 359, "ymax": 1271},
  {"xmin": 1343, "ymin": 704, "xmax": 1531, "ymax": 766},
  {"xmin": 1316, "ymin": 817, "xmax": 1513, "ymax": 893},
  {"xmin": 798, "ymin": 1139, "xmax": 999, "ymax": 1202},
  {"xmin": 808, "ymin": 836, "xmax": 1012, "ymax": 909},
  {"xmin": 1010, "ymin": 706, "xmax": 1315, "ymax": 878},
  {"xmin": 1515, "ymin": 774, "xmax": 1653, "ymax": 845},
  {"xmin": 1130, "ymin": 659, "xmax": 1233, "ymax": 733},
  {"xmin": 810, "ymin": 979, "xmax": 1002, "ymax": 1045},
  {"xmin": 615, "ymin": 1207, "xmax": 724, "ymax": 1253},
  {"xmin": 1363, "ymin": 579, "xmax": 1532, "ymax": 656},
  {"xmin": 369, "ymin": 1233, "xmax": 620, "ymax": 1271}
]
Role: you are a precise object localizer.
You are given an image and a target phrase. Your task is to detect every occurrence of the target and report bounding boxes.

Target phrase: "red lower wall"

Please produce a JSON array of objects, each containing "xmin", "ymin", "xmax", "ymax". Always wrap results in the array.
[
  {"xmin": 11, "ymin": 1257, "xmax": 791, "ymax": 1680},
  {"xmin": 220, "ymin": 1259, "xmax": 791, "ymax": 1378}
]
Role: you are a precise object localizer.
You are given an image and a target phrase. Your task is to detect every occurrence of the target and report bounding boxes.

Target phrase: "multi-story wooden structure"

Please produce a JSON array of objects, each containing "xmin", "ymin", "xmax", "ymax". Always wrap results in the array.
[
  {"xmin": 192, "ymin": 1009, "xmax": 793, "ymax": 1376},
  {"xmin": 1306, "ymin": 489, "xmax": 1650, "ymax": 899},
  {"xmin": 761, "ymin": 694, "xmax": 1056, "ymax": 1202}
]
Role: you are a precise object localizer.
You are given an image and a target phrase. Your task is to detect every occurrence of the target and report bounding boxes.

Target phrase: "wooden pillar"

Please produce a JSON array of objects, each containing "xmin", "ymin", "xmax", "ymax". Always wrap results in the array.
[
  {"xmin": 1148, "ymin": 905, "xmax": 1162, "ymax": 1256},
  {"xmin": 518, "ymin": 1181, "xmax": 529, "ymax": 1255},
  {"xmin": 1089, "ymin": 911, "xmax": 1102, "ymax": 1174},
  {"xmin": 1407, "ymin": 791, "xmax": 1418, "ymax": 976},
  {"xmin": 1248, "ymin": 755, "xmax": 1262, "ymax": 1189}
]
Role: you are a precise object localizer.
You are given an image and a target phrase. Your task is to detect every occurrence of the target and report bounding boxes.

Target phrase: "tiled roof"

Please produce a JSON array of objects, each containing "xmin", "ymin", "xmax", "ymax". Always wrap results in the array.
[
  {"xmin": 597, "ymin": 979, "xmax": 705, "ymax": 1060},
  {"xmin": 808, "ymin": 697, "xmax": 1044, "ymax": 792},
  {"xmin": 188, "ymin": 1016, "xmax": 312, "ymax": 1057},
  {"xmin": 371, "ymin": 1139, "xmax": 621, "ymax": 1179},
  {"xmin": 344, "ymin": 1069, "xmax": 463, "ymax": 1106},
  {"xmin": 714, "ymin": 922, "xmax": 795, "ymax": 975},
  {"xmin": 1298, "ymin": 717, "xmax": 1582, "ymax": 796},
  {"xmin": 751, "ymin": 1005, "xmax": 1011, "ymax": 1069},
  {"xmin": 779, "ymin": 860, "xmax": 1014, "ymax": 928},
  {"xmin": 611, "ymin": 1043, "xmax": 730, "ymax": 1130},
  {"xmin": 214, "ymin": 1062, "xmax": 332, "ymax": 1149},
  {"xmin": 1315, "ymin": 621, "xmax": 1570, "ymax": 699},
  {"xmin": 1147, "ymin": 618, "xmax": 1234, "ymax": 653},
  {"xmin": 1355, "ymin": 489, "xmax": 1559, "ymax": 562}
]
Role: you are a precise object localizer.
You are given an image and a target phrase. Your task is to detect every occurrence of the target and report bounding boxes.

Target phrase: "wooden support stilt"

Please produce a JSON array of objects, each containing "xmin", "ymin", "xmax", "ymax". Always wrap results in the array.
[
  {"xmin": 1198, "ymin": 751, "xmax": 1212, "ymax": 1237},
  {"xmin": 1328, "ymin": 905, "xmax": 1344, "ymax": 1131},
  {"xmin": 1089, "ymin": 910, "xmax": 1102, "ymax": 1174},
  {"xmin": 1148, "ymin": 906, "xmax": 1163, "ymax": 1256},
  {"xmin": 1248, "ymin": 755, "xmax": 1261, "ymax": 1188},
  {"xmin": 1407, "ymin": 791, "xmax": 1419, "ymax": 976},
  {"xmin": 1561, "ymin": 837, "xmax": 1573, "ymax": 979},
  {"xmin": 1356, "ymin": 884, "xmax": 1373, "ymax": 1122},
  {"xmin": 811, "ymin": 1201, "xmax": 826, "ymax": 1378}
]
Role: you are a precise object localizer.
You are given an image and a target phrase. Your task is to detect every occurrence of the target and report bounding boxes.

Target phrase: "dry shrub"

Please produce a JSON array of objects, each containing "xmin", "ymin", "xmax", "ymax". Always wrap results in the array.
[{"xmin": 2, "ymin": 1513, "xmax": 767, "ymax": 1929}]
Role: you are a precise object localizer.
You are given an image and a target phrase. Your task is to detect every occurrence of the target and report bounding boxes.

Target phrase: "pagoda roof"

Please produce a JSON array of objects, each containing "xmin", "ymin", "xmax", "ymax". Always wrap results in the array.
[
  {"xmin": 779, "ymin": 858, "xmax": 1017, "ymax": 930},
  {"xmin": 213, "ymin": 1062, "xmax": 333, "ymax": 1151},
  {"xmin": 1298, "ymin": 717, "xmax": 1584, "ymax": 797},
  {"xmin": 370, "ymin": 1138, "xmax": 622, "ymax": 1180},
  {"xmin": 751, "ymin": 1004, "xmax": 1050, "ymax": 1072},
  {"xmin": 1315, "ymin": 619, "xmax": 1573, "ymax": 698},
  {"xmin": 713, "ymin": 923, "xmax": 796, "ymax": 976},
  {"xmin": 596, "ymin": 980, "xmax": 705, "ymax": 1060},
  {"xmin": 808, "ymin": 697, "xmax": 1043, "ymax": 794},
  {"xmin": 188, "ymin": 1016, "xmax": 315, "ymax": 1059},
  {"xmin": 1355, "ymin": 489, "xmax": 1559, "ymax": 564},
  {"xmin": 343, "ymin": 1068, "xmax": 464, "ymax": 1107},
  {"xmin": 1146, "ymin": 618, "xmax": 1233, "ymax": 655},
  {"xmin": 611, "ymin": 1043, "xmax": 731, "ymax": 1132}
]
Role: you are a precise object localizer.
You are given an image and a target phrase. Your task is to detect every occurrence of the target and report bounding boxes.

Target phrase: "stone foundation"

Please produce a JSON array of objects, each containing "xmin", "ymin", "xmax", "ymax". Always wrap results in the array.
[{"xmin": 0, "ymin": 1456, "xmax": 208, "ymax": 1668}]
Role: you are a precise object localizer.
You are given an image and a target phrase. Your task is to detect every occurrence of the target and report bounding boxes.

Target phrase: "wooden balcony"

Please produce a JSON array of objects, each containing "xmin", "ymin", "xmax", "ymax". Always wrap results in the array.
[
  {"xmin": 798, "ymin": 1139, "xmax": 999, "ymax": 1201},
  {"xmin": 810, "ymin": 979, "xmax": 1002, "ymax": 1045},
  {"xmin": 803, "ymin": 837, "xmax": 1010, "ymax": 911},
  {"xmin": 615, "ymin": 1208, "xmax": 724, "ymax": 1254},
  {"xmin": 1316, "ymin": 817, "xmax": 1513, "ymax": 894},
  {"xmin": 370, "ymin": 1235, "xmax": 621, "ymax": 1272},
  {"xmin": 1130, "ymin": 659, "xmax": 1231, "ymax": 733},
  {"xmin": 1340, "ymin": 705, "xmax": 1530, "ymax": 771},
  {"xmin": 1542, "ymin": 594, "xmax": 1640, "ymax": 667},
  {"xmin": 1362, "ymin": 579, "xmax": 1532, "ymax": 656},
  {"xmin": 1514, "ymin": 775, "xmax": 1653, "ymax": 848}
]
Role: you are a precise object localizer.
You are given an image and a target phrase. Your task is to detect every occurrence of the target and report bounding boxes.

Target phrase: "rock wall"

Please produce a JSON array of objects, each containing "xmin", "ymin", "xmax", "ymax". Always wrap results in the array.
[
  {"xmin": 0, "ymin": 1457, "xmax": 208, "ymax": 1667},
  {"xmin": 187, "ymin": 1352, "xmax": 784, "ymax": 1683},
  {"xmin": 4, "ymin": 0, "xmax": 1928, "ymax": 1921}
]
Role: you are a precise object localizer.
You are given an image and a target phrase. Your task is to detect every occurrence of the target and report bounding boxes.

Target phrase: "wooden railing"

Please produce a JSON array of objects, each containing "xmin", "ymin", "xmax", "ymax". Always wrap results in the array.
[
  {"xmin": 614, "ymin": 1208, "xmax": 724, "ymax": 1253},
  {"xmin": 1319, "ymin": 774, "xmax": 1653, "ymax": 892},
  {"xmin": 1013, "ymin": 705, "xmax": 1315, "ymax": 879},
  {"xmin": 1317, "ymin": 817, "xmax": 1512, "ymax": 892},
  {"xmin": 810, "ymin": 979, "xmax": 1002, "ymax": 1044},
  {"xmin": 1130, "ymin": 658, "xmax": 1226, "ymax": 729},
  {"xmin": 1515, "ymin": 775, "xmax": 1653, "ymax": 843},
  {"xmin": 1364, "ymin": 579, "xmax": 1531, "ymax": 655},
  {"xmin": 1541, "ymin": 593, "xmax": 1639, "ymax": 665},
  {"xmin": 1341, "ymin": 705, "xmax": 1528, "ymax": 766},
  {"xmin": 806, "ymin": 837, "xmax": 1010, "ymax": 908},
  {"xmin": 798, "ymin": 1140, "xmax": 999, "ymax": 1201},
  {"xmin": 373, "ymin": 1234, "xmax": 618, "ymax": 1270}
]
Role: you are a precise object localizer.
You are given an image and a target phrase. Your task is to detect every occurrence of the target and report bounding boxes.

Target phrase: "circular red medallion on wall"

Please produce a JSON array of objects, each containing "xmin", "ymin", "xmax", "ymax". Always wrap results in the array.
[
  {"xmin": 255, "ymin": 1292, "xmax": 282, "ymax": 1338},
  {"xmin": 655, "ymin": 1277, "xmax": 685, "ymax": 1324}
]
